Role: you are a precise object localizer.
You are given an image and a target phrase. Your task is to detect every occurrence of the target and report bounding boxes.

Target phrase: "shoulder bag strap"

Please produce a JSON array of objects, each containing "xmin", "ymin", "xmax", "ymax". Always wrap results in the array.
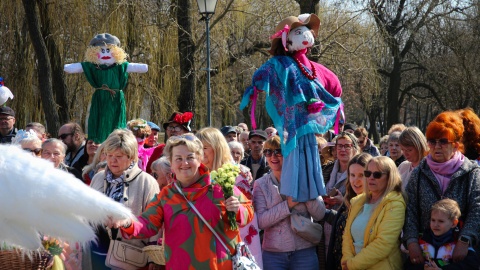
[{"xmin": 174, "ymin": 182, "xmax": 231, "ymax": 255}]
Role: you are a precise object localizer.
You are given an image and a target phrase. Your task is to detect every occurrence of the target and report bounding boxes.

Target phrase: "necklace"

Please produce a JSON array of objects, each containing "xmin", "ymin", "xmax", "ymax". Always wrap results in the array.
[{"xmin": 293, "ymin": 57, "xmax": 317, "ymax": 80}]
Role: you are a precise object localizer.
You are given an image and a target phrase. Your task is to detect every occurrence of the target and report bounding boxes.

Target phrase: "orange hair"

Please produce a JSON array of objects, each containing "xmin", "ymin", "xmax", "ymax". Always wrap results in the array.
[
  {"xmin": 456, "ymin": 108, "xmax": 480, "ymax": 160},
  {"xmin": 425, "ymin": 111, "xmax": 464, "ymax": 153}
]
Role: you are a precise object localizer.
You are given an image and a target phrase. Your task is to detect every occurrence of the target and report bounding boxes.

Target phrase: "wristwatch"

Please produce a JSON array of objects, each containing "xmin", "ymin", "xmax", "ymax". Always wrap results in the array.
[{"xmin": 459, "ymin": 235, "xmax": 471, "ymax": 245}]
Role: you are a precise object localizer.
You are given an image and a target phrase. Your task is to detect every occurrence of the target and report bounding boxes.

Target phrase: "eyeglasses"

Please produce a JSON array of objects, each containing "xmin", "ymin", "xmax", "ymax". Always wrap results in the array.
[
  {"xmin": 58, "ymin": 133, "xmax": 74, "ymax": 140},
  {"xmin": 167, "ymin": 125, "xmax": 184, "ymax": 132},
  {"xmin": 364, "ymin": 170, "xmax": 387, "ymax": 179},
  {"xmin": 427, "ymin": 138, "xmax": 453, "ymax": 147},
  {"xmin": 336, "ymin": 143, "xmax": 353, "ymax": 150},
  {"xmin": 152, "ymin": 172, "xmax": 159, "ymax": 179},
  {"xmin": 23, "ymin": 148, "xmax": 42, "ymax": 155},
  {"xmin": 263, "ymin": 149, "xmax": 282, "ymax": 157}
]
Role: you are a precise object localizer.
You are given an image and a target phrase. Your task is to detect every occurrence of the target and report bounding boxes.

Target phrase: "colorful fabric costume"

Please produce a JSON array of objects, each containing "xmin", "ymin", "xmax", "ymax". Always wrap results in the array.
[
  {"xmin": 404, "ymin": 229, "xmax": 479, "ymax": 269},
  {"xmin": 122, "ymin": 164, "xmax": 254, "ymax": 270},
  {"xmin": 241, "ymin": 55, "xmax": 341, "ymax": 201},
  {"xmin": 81, "ymin": 62, "xmax": 129, "ymax": 143}
]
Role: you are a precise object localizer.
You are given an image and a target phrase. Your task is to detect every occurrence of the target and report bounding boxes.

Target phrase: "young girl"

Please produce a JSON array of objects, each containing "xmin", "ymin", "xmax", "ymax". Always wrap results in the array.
[{"xmin": 407, "ymin": 198, "xmax": 479, "ymax": 269}]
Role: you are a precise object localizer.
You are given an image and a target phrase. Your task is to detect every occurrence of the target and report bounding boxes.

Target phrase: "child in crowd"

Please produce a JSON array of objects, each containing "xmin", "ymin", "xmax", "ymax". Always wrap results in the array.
[{"xmin": 407, "ymin": 198, "xmax": 479, "ymax": 269}]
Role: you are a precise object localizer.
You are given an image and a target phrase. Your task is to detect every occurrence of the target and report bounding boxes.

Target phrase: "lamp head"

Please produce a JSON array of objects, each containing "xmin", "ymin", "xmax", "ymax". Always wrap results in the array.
[{"xmin": 196, "ymin": 0, "xmax": 218, "ymax": 15}]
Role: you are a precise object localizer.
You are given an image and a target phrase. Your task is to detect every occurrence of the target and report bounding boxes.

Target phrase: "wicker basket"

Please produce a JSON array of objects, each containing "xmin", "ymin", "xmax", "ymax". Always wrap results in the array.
[
  {"xmin": 143, "ymin": 245, "xmax": 165, "ymax": 265},
  {"xmin": 0, "ymin": 250, "xmax": 50, "ymax": 270}
]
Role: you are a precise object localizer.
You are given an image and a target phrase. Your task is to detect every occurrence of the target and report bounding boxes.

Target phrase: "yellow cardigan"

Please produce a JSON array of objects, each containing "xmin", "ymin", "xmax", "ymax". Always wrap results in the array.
[{"xmin": 342, "ymin": 191, "xmax": 405, "ymax": 270}]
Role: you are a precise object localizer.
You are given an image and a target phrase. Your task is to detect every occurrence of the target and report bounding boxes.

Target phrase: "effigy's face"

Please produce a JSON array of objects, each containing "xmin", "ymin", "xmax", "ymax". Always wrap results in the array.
[
  {"xmin": 287, "ymin": 26, "xmax": 314, "ymax": 52},
  {"xmin": 97, "ymin": 46, "xmax": 116, "ymax": 65}
]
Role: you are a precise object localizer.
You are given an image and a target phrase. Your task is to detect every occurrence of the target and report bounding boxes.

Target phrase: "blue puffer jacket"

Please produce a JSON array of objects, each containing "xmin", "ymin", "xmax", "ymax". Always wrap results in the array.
[{"xmin": 403, "ymin": 155, "xmax": 480, "ymax": 247}]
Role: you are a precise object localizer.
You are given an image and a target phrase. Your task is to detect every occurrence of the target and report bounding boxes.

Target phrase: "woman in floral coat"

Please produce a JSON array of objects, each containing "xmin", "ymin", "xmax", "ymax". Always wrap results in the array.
[{"xmin": 111, "ymin": 134, "xmax": 254, "ymax": 270}]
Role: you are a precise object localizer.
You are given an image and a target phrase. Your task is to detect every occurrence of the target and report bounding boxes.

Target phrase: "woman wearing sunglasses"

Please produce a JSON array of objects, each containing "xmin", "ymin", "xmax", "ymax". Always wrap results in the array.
[
  {"xmin": 341, "ymin": 156, "xmax": 405, "ymax": 270},
  {"xmin": 110, "ymin": 133, "xmax": 253, "ymax": 270},
  {"xmin": 253, "ymin": 135, "xmax": 325, "ymax": 270},
  {"xmin": 404, "ymin": 111, "xmax": 480, "ymax": 267}
]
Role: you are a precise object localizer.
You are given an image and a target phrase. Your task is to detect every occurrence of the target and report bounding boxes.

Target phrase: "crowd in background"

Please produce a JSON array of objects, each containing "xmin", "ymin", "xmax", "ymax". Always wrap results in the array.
[{"xmin": 1, "ymin": 105, "xmax": 480, "ymax": 270}]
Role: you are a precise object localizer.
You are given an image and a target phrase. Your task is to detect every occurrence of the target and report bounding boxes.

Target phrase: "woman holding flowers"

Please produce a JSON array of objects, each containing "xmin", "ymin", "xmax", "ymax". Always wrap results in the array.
[
  {"xmin": 196, "ymin": 127, "xmax": 263, "ymax": 268},
  {"xmin": 253, "ymin": 135, "xmax": 326, "ymax": 270},
  {"xmin": 109, "ymin": 134, "xmax": 254, "ymax": 270}
]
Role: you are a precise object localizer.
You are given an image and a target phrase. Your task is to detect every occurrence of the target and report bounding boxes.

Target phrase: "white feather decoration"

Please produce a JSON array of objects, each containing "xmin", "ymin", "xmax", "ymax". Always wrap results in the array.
[
  {"xmin": 0, "ymin": 84, "xmax": 13, "ymax": 105},
  {"xmin": 0, "ymin": 144, "xmax": 134, "ymax": 251}
]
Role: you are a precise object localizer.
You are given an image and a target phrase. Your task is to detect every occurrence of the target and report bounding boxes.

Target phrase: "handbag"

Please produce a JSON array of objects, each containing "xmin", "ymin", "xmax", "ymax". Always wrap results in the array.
[
  {"xmin": 105, "ymin": 228, "xmax": 148, "ymax": 270},
  {"xmin": 174, "ymin": 182, "xmax": 260, "ymax": 270},
  {"xmin": 290, "ymin": 209, "xmax": 323, "ymax": 245}
]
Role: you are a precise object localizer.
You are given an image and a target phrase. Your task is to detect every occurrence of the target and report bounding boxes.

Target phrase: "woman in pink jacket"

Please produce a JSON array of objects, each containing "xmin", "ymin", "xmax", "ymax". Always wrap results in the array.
[{"xmin": 253, "ymin": 135, "xmax": 326, "ymax": 270}]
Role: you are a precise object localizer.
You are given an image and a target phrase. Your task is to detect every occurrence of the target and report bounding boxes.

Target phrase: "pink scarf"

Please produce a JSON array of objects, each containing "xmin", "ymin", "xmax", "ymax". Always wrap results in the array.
[{"xmin": 426, "ymin": 151, "xmax": 464, "ymax": 194}]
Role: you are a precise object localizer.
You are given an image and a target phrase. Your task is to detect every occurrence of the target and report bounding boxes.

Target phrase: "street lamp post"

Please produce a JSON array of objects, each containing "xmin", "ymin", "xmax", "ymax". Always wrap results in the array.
[{"xmin": 196, "ymin": 0, "xmax": 218, "ymax": 127}]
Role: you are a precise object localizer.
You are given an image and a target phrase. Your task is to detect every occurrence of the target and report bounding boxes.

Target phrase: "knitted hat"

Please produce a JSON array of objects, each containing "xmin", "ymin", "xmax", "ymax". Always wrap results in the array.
[{"xmin": 89, "ymin": 33, "xmax": 121, "ymax": 47}]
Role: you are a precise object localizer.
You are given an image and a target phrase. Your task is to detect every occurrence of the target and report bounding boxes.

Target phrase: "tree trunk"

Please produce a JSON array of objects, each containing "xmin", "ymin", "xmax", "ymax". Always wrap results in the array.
[
  {"xmin": 295, "ymin": 0, "xmax": 320, "ymax": 14},
  {"xmin": 22, "ymin": 0, "xmax": 60, "ymax": 136},
  {"xmin": 386, "ymin": 59, "xmax": 402, "ymax": 129},
  {"xmin": 367, "ymin": 110, "xmax": 379, "ymax": 143},
  {"xmin": 176, "ymin": 0, "xmax": 196, "ymax": 117},
  {"xmin": 37, "ymin": 0, "xmax": 69, "ymax": 124}
]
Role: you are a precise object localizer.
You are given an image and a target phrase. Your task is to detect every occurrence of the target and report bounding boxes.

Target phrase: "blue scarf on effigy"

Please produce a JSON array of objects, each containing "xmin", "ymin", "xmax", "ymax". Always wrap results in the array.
[{"xmin": 240, "ymin": 55, "xmax": 341, "ymax": 157}]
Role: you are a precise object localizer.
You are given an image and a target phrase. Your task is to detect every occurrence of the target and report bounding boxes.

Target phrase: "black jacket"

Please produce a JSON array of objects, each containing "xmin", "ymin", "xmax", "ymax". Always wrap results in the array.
[{"xmin": 241, "ymin": 155, "xmax": 270, "ymax": 181}]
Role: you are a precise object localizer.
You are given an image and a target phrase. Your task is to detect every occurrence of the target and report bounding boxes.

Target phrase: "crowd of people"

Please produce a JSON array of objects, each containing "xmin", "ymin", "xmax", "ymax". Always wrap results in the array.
[{"xmin": 2, "ymin": 104, "xmax": 480, "ymax": 270}]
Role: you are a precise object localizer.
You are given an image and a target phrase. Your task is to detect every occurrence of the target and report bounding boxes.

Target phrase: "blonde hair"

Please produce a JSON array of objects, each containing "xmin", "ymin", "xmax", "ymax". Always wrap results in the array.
[
  {"xmin": 127, "ymin": 118, "xmax": 151, "ymax": 139},
  {"xmin": 102, "ymin": 129, "xmax": 138, "ymax": 163},
  {"xmin": 264, "ymin": 135, "xmax": 281, "ymax": 150},
  {"xmin": 84, "ymin": 44, "xmax": 128, "ymax": 64},
  {"xmin": 196, "ymin": 127, "xmax": 233, "ymax": 170},
  {"xmin": 388, "ymin": 124, "xmax": 406, "ymax": 135},
  {"xmin": 82, "ymin": 143, "xmax": 106, "ymax": 179},
  {"xmin": 399, "ymin": 126, "xmax": 428, "ymax": 162},
  {"xmin": 431, "ymin": 198, "xmax": 461, "ymax": 221},
  {"xmin": 364, "ymin": 156, "xmax": 403, "ymax": 202},
  {"xmin": 163, "ymin": 133, "xmax": 203, "ymax": 163}
]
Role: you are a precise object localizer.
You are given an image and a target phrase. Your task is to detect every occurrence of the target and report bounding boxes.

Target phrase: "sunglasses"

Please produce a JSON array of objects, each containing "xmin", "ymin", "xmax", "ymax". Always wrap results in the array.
[
  {"xmin": 23, "ymin": 148, "xmax": 42, "ymax": 155},
  {"xmin": 152, "ymin": 172, "xmax": 159, "ymax": 179},
  {"xmin": 58, "ymin": 133, "xmax": 74, "ymax": 140},
  {"xmin": 263, "ymin": 148, "xmax": 282, "ymax": 157},
  {"xmin": 427, "ymin": 138, "xmax": 453, "ymax": 146},
  {"xmin": 364, "ymin": 170, "xmax": 387, "ymax": 179}
]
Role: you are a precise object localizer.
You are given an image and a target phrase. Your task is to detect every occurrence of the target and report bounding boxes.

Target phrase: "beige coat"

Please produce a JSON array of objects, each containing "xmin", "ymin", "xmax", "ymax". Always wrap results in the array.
[{"xmin": 90, "ymin": 164, "xmax": 160, "ymax": 247}]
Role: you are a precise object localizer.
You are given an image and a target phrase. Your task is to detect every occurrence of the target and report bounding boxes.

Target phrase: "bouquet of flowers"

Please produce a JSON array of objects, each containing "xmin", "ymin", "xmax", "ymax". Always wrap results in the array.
[
  {"xmin": 42, "ymin": 236, "xmax": 63, "ymax": 256},
  {"xmin": 210, "ymin": 163, "xmax": 240, "ymax": 230}
]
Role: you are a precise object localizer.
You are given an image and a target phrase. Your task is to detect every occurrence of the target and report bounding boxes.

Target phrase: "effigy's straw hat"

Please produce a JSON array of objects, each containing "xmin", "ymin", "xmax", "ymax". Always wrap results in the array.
[{"xmin": 268, "ymin": 14, "xmax": 320, "ymax": 55}]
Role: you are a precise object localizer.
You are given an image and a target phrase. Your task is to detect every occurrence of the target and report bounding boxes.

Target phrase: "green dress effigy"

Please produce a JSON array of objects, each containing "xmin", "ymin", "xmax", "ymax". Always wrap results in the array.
[{"xmin": 81, "ymin": 62, "xmax": 129, "ymax": 143}]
